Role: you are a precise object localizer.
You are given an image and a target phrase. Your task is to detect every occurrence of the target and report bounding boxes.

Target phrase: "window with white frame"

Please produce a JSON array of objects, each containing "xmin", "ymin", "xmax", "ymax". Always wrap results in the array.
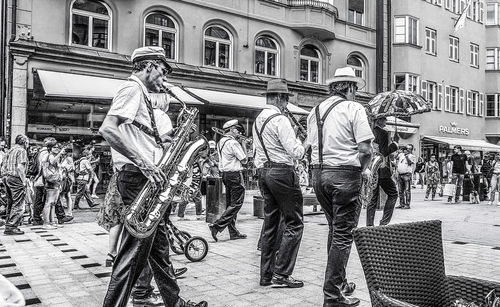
[
  {"xmin": 299, "ymin": 45, "xmax": 321, "ymax": 83},
  {"xmin": 449, "ymin": 36, "xmax": 459, "ymax": 62},
  {"xmin": 71, "ymin": 0, "xmax": 111, "ymax": 50},
  {"xmin": 450, "ymin": 86, "xmax": 459, "ymax": 112},
  {"xmin": 486, "ymin": 48, "xmax": 500, "ymax": 70},
  {"xmin": 347, "ymin": 55, "xmax": 365, "ymax": 80},
  {"xmin": 470, "ymin": 43, "xmax": 479, "ymax": 68},
  {"xmin": 425, "ymin": 28, "xmax": 437, "ymax": 55},
  {"xmin": 467, "ymin": 90, "xmax": 480, "ymax": 115},
  {"xmin": 144, "ymin": 13, "xmax": 177, "ymax": 60},
  {"xmin": 394, "ymin": 73, "xmax": 419, "ymax": 92},
  {"xmin": 486, "ymin": 94, "xmax": 500, "ymax": 117},
  {"xmin": 255, "ymin": 36, "xmax": 279, "ymax": 76},
  {"xmin": 394, "ymin": 16, "xmax": 419, "ymax": 45},
  {"xmin": 427, "ymin": 81, "xmax": 439, "ymax": 110},
  {"xmin": 487, "ymin": 3, "xmax": 499, "ymax": 25},
  {"xmin": 348, "ymin": 0, "xmax": 364, "ymax": 25},
  {"xmin": 480, "ymin": 1, "xmax": 485, "ymax": 23},
  {"xmin": 204, "ymin": 26, "xmax": 232, "ymax": 69},
  {"xmin": 435, "ymin": 0, "xmax": 443, "ymax": 6}
]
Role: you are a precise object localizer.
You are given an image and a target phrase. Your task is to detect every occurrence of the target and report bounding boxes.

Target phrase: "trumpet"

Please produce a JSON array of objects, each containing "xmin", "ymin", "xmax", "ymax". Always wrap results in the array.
[
  {"xmin": 282, "ymin": 108, "xmax": 307, "ymax": 141},
  {"xmin": 211, "ymin": 127, "xmax": 253, "ymax": 144}
]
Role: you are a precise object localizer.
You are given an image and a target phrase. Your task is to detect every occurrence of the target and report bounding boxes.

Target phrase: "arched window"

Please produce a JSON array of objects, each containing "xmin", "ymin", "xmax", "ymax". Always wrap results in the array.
[
  {"xmin": 204, "ymin": 26, "xmax": 232, "ymax": 69},
  {"xmin": 299, "ymin": 45, "xmax": 321, "ymax": 83},
  {"xmin": 347, "ymin": 55, "xmax": 365, "ymax": 80},
  {"xmin": 255, "ymin": 36, "xmax": 279, "ymax": 76},
  {"xmin": 70, "ymin": 0, "xmax": 111, "ymax": 50},
  {"xmin": 144, "ymin": 13, "xmax": 177, "ymax": 60}
]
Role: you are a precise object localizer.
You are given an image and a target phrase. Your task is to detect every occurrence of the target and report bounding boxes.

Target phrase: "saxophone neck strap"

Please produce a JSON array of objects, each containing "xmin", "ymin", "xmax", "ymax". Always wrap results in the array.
[
  {"xmin": 314, "ymin": 98, "xmax": 345, "ymax": 168},
  {"xmin": 254, "ymin": 113, "xmax": 284, "ymax": 163},
  {"xmin": 218, "ymin": 137, "xmax": 231, "ymax": 158}
]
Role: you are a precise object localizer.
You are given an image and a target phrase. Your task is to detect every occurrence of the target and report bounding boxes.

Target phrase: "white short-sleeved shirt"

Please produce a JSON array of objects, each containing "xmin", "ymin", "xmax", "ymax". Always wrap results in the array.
[
  {"xmin": 217, "ymin": 136, "xmax": 246, "ymax": 172},
  {"xmin": 307, "ymin": 96, "xmax": 374, "ymax": 167},
  {"xmin": 107, "ymin": 75, "xmax": 163, "ymax": 170},
  {"xmin": 252, "ymin": 105, "xmax": 305, "ymax": 169}
]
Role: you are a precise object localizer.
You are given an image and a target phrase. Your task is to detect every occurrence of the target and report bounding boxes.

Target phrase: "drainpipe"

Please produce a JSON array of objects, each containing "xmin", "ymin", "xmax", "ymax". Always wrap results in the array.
[
  {"xmin": 386, "ymin": 0, "xmax": 392, "ymax": 92},
  {"xmin": 7, "ymin": 0, "xmax": 17, "ymax": 144},
  {"xmin": 376, "ymin": 0, "xmax": 384, "ymax": 93},
  {"xmin": 0, "ymin": 0, "xmax": 9, "ymax": 136}
]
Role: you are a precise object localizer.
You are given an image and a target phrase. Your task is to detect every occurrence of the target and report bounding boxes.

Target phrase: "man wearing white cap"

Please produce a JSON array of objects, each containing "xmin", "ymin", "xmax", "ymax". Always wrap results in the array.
[
  {"xmin": 307, "ymin": 67, "xmax": 373, "ymax": 307},
  {"xmin": 208, "ymin": 119, "xmax": 248, "ymax": 241},
  {"xmin": 100, "ymin": 46, "xmax": 206, "ymax": 307},
  {"xmin": 254, "ymin": 79, "xmax": 306, "ymax": 289}
]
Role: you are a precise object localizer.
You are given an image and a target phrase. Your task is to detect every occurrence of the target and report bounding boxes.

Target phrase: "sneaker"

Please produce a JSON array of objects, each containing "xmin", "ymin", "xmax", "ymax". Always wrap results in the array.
[
  {"xmin": 0, "ymin": 219, "xmax": 5, "ymax": 227},
  {"xmin": 184, "ymin": 301, "xmax": 208, "ymax": 307},
  {"xmin": 91, "ymin": 194, "xmax": 99, "ymax": 199},
  {"xmin": 174, "ymin": 267, "xmax": 188, "ymax": 278},
  {"xmin": 51, "ymin": 222, "xmax": 63, "ymax": 228},
  {"xmin": 42, "ymin": 224, "xmax": 58, "ymax": 230},
  {"xmin": 4, "ymin": 228, "xmax": 25, "ymax": 235},
  {"xmin": 132, "ymin": 292, "xmax": 163, "ymax": 306},
  {"xmin": 58, "ymin": 216, "xmax": 74, "ymax": 224},
  {"xmin": 488, "ymin": 201, "xmax": 493, "ymax": 205}
]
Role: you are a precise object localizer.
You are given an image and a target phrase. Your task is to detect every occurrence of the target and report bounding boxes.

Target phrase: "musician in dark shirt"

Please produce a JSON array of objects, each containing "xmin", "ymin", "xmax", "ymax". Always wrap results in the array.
[
  {"xmin": 448, "ymin": 145, "xmax": 469, "ymax": 204},
  {"xmin": 366, "ymin": 117, "xmax": 399, "ymax": 226}
]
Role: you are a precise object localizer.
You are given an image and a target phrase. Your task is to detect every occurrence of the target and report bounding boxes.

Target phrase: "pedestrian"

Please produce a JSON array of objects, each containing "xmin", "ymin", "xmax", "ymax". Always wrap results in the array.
[
  {"xmin": 208, "ymin": 119, "xmax": 248, "ymax": 241},
  {"xmin": 488, "ymin": 154, "xmax": 500, "ymax": 205},
  {"xmin": 414, "ymin": 157, "xmax": 426, "ymax": 189},
  {"xmin": 448, "ymin": 145, "xmax": 469, "ymax": 204},
  {"xmin": 307, "ymin": 67, "xmax": 374, "ymax": 307},
  {"xmin": 425, "ymin": 154, "xmax": 440, "ymax": 200},
  {"xmin": 59, "ymin": 148, "xmax": 75, "ymax": 217},
  {"xmin": 2, "ymin": 134, "xmax": 29, "ymax": 235},
  {"xmin": 99, "ymin": 46, "xmax": 206, "ymax": 307},
  {"xmin": 396, "ymin": 144, "xmax": 416, "ymax": 209},
  {"xmin": 366, "ymin": 117, "xmax": 399, "ymax": 226},
  {"xmin": 253, "ymin": 79, "xmax": 306, "ymax": 288},
  {"xmin": 73, "ymin": 149, "xmax": 97, "ymax": 209},
  {"xmin": 481, "ymin": 153, "xmax": 494, "ymax": 200},
  {"xmin": 42, "ymin": 141, "xmax": 66, "ymax": 230}
]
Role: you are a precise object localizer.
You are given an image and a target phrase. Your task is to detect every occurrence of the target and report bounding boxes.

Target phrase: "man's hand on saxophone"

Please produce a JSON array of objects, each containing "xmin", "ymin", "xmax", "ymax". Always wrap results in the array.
[{"xmin": 137, "ymin": 159, "xmax": 167, "ymax": 190}]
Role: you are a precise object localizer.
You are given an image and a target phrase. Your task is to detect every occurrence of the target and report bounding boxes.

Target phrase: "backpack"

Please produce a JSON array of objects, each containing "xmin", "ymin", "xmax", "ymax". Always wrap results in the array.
[
  {"xmin": 74, "ymin": 157, "xmax": 87, "ymax": 177},
  {"xmin": 41, "ymin": 154, "xmax": 61, "ymax": 184}
]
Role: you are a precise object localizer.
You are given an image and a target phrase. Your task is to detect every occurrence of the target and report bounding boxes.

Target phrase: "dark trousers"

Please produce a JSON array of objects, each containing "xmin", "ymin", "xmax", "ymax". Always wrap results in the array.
[
  {"xmin": 397, "ymin": 173, "xmax": 412, "ymax": 207},
  {"xmin": 312, "ymin": 168, "xmax": 362, "ymax": 302},
  {"xmin": 4, "ymin": 176, "xmax": 25, "ymax": 230},
  {"xmin": 131, "ymin": 265, "xmax": 155, "ymax": 300},
  {"xmin": 33, "ymin": 185, "xmax": 66, "ymax": 224},
  {"xmin": 448, "ymin": 173, "xmax": 465, "ymax": 202},
  {"xmin": 366, "ymin": 176, "xmax": 398, "ymax": 226},
  {"xmin": 103, "ymin": 168, "xmax": 181, "ymax": 307},
  {"xmin": 258, "ymin": 167, "xmax": 303, "ymax": 278},
  {"xmin": 212, "ymin": 171, "xmax": 245, "ymax": 236},
  {"xmin": 74, "ymin": 179, "xmax": 94, "ymax": 208},
  {"xmin": 177, "ymin": 197, "xmax": 202, "ymax": 218}
]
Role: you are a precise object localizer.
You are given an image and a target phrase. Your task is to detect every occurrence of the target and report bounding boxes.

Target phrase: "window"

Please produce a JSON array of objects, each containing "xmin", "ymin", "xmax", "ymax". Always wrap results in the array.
[
  {"xmin": 394, "ymin": 73, "xmax": 419, "ymax": 92},
  {"xmin": 450, "ymin": 86, "xmax": 459, "ymax": 112},
  {"xmin": 487, "ymin": 3, "xmax": 498, "ymax": 25},
  {"xmin": 348, "ymin": 0, "xmax": 364, "ymax": 25},
  {"xmin": 425, "ymin": 28, "xmax": 437, "ymax": 55},
  {"xmin": 449, "ymin": 36, "xmax": 459, "ymax": 62},
  {"xmin": 255, "ymin": 36, "xmax": 279, "ymax": 76},
  {"xmin": 467, "ymin": 90, "xmax": 480, "ymax": 115},
  {"xmin": 427, "ymin": 81, "xmax": 439, "ymax": 110},
  {"xmin": 486, "ymin": 48, "xmax": 500, "ymax": 70},
  {"xmin": 204, "ymin": 26, "xmax": 232, "ymax": 69},
  {"xmin": 347, "ymin": 55, "xmax": 365, "ymax": 80},
  {"xmin": 144, "ymin": 13, "xmax": 177, "ymax": 60},
  {"xmin": 394, "ymin": 16, "xmax": 419, "ymax": 45},
  {"xmin": 470, "ymin": 43, "xmax": 479, "ymax": 68},
  {"xmin": 486, "ymin": 94, "xmax": 500, "ymax": 117},
  {"xmin": 435, "ymin": 0, "xmax": 443, "ymax": 6},
  {"xmin": 70, "ymin": 0, "xmax": 111, "ymax": 49},
  {"xmin": 299, "ymin": 45, "xmax": 321, "ymax": 83}
]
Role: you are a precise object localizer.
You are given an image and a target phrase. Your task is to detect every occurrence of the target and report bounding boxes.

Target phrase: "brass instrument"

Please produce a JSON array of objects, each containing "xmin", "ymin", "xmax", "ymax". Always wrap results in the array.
[
  {"xmin": 124, "ymin": 86, "xmax": 208, "ymax": 238},
  {"xmin": 211, "ymin": 126, "xmax": 253, "ymax": 144},
  {"xmin": 360, "ymin": 151, "xmax": 384, "ymax": 208},
  {"xmin": 282, "ymin": 108, "xmax": 307, "ymax": 141}
]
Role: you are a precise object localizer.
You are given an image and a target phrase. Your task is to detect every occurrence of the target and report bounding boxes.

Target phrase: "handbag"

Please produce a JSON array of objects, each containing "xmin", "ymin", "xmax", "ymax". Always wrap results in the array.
[
  {"xmin": 42, "ymin": 155, "xmax": 61, "ymax": 184},
  {"xmin": 442, "ymin": 183, "xmax": 457, "ymax": 197}
]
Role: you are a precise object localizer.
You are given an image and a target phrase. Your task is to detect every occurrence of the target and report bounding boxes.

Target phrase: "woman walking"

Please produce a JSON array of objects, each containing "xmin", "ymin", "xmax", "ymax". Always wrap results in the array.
[
  {"xmin": 42, "ymin": 141, "xmax": 65, "ymax": 230},
  {"xmin": 488, "ymin": 154, "xmax": 500, "ymax": 205},
  {"xmin": 60, "ymin": 150, "xmax": 75, "ymax": 217},
  {"xmin": 425, "ymin": 154, "xmax": 440, "ymax": 200}
]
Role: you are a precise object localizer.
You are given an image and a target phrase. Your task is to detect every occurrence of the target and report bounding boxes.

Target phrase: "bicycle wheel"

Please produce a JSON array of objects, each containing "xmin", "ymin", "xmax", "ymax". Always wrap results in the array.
[{"xmin": 184, "ymin": 236, "xmax": 208, "ymax": 262}]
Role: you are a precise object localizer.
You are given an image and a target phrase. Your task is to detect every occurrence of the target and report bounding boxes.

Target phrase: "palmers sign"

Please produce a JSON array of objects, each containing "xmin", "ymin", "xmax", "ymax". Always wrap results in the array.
[{"xmin": 438, "ymin": 122, "xmax": 470, "ymax": 136}]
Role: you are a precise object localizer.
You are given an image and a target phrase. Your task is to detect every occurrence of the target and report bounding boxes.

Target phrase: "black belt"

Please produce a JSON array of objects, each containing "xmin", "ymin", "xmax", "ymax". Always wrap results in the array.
[
  {"xmin": 263, "ymin": 161, "xmax": 294, "ymax": 169},
  {"xmin": 312, "ymin": 165, "xmax": 361, "ymax": 172},
  {"xmin": 121, "ymin": 164, "xmax": 142, "ymax": 173}
]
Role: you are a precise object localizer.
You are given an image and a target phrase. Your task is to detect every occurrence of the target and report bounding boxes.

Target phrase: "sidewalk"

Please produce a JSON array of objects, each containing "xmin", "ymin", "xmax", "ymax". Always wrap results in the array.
[{"xmin": 0, "ymin": 188, "xmax": 499, "ymax": 306}]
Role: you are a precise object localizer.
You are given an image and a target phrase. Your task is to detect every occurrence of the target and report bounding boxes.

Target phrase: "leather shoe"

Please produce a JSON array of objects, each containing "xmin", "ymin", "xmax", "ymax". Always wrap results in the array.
[
  {"xmin": 230, "ymin": 233, "xmax": 247, "ymax": 240},
  {"xmin": 174, "ymin": 267, "xmax": 188, "ymax": 278},
  {"xmin": 208, "ymin": 224, "xmax": 218, "ymax": 242},
  {"xmin": 324, "ymin": 296, "xmax": 360, "ymax": 307},
  {"xmin": 259, "ymin": 277, "xmax": 272, "ymax": 286},
  {"xmin": 271, "ymin": 274, "xmax": 304, "ymax": 288},
  {"xmin": 184, "ymin": 301, "xmax": 208, "ymax": 307},
  {"xmin": 4, "ymin": 228, "xmax": 24, "ymax": 235},
  {"xmin": 58, "ymin": 216, "xmax": 74, "ymax": 224},
  {"xmin": 132, "ymin": 292, "xmax": 163, "ymax": 306},
  {"xmin": 341, "ymin": 282, "xmax": 356, "ymax": 296}
]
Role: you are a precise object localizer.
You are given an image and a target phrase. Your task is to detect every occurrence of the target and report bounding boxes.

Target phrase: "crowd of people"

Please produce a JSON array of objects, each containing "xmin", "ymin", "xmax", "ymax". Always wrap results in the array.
[{"xmin": 0, "ymin": 136, "xmax": 101, "ymax": 235}]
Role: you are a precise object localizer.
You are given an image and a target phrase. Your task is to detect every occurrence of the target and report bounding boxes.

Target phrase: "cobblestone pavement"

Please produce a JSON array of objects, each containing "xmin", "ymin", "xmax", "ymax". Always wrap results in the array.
[{"xmin": 0, "ymin": 188, "xmax": 499, "ymax": 307}]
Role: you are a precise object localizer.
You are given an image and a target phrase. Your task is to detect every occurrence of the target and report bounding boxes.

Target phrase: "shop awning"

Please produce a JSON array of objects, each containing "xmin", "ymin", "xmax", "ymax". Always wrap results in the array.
[
  {"xmin": 421, "ymin": 135, "xmax": 500, "ymax": 152},
  {"xmin": 34, "ymin": 70, "xmax": 204, "ymax": 104}
]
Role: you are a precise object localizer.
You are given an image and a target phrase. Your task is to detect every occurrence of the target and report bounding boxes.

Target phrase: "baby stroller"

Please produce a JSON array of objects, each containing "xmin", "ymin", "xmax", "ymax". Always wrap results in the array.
[{"xmin": 165, "ymin": 217, "xmax": 208, "ymax": 262}]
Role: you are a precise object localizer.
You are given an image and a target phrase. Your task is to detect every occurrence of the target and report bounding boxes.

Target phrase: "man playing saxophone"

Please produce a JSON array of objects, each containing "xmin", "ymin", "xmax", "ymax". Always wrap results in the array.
[{"xmin": 99, "ymin": 46, "xmax": 207, "ymax": 307}]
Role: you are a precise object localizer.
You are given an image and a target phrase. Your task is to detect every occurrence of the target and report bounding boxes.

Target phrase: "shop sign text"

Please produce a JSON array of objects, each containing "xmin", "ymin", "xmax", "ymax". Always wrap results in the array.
[{"xmin": 438, "ymin": 122, "xmax": 470, "ymax": 136}]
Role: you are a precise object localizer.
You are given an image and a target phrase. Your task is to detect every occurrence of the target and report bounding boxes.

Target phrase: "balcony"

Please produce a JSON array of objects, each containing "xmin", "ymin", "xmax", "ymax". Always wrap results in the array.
[{"xmin": 258, "ymin": 0, "xmax": 337, "ymax": 40}]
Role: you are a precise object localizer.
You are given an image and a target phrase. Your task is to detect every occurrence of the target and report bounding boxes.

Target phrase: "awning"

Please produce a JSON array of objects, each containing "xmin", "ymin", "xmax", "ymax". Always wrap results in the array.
[
  {"xmin": 421, "ymin": 135, "xmax": 500, "ymax": 152},
  {"xmin": 185, "ymin": 88, "xmax": 309, "ymax": 115}
]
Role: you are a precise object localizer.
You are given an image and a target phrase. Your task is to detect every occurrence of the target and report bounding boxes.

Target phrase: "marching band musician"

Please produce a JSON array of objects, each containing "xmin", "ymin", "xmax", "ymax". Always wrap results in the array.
[
  {"xmin": 99, "ymin": 46, "xmax": 207, "ymax": 307},
  {"xmin": 366, "ymin": 116, "xmax": 399, "ymax": 227},
  {"xmin": 208, "ymin": 120, "xmax": 248, "ymax": 241},
  {"xmin": 307, "ymin": 67, "xmax": 373, "ymax": 307},
  {"xmin": 254, "ymin": 79, "xmax": 306, "ymax": 289}
]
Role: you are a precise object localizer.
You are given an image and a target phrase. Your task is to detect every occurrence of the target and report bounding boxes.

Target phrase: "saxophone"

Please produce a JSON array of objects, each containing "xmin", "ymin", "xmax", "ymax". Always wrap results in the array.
[
  {"xmin": 124, "ymin": 89, "xmax": 208, "ymax": 238},
  {"xmin": 360, "ymin": 150, "xmax": 384, "ymax": 208}
]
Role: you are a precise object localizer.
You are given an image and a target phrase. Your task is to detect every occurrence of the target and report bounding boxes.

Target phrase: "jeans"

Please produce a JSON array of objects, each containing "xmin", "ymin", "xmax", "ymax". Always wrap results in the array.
[
  {"xmin": 212, "ymin": 171, "xmax": 245, "ymax": 237},
  {"xmin": 258, "ymin": 167, "xmax": 303, "ymax": 278},
  {"xmin": 177, "ymin": 193, "xmax": 202, "ymax": 218},
  {"xmin": 33, "ymin": 185, "xmax": 66, "ymax": 224},
  {"xmin": 397, "ymin": 173, "xmax": 412, "ymax": 207},
  {"xmin": 312, "ymin": 168, "xmax": 362, "ymax": 302},
  {"xmin": 4, "ymin": 176, "xmax": 25, "ymax": 230},
  {"xmin": 103, "ymin": 167, "xmax": 181, "ymax": 307},
  {"xmin": 74, "ymin": 179, "xmax": 94, "ymax": 208},
  {"xmin": 490, "ymin": 174, "xmax": 500, "ymax": 201},
  {"xmin": 448, "ymin": 173, "xmax": 465, "ymax": 203},
  {"xmin": 366, "ymin": 176, "xmax": 398, "ymax": 226}
]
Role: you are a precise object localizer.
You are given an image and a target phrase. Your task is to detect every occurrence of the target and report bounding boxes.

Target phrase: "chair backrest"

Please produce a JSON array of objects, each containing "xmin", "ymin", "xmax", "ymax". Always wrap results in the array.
[{"xmin": 353, "ymin": 220, "xmax": 446, "ymax": 307}]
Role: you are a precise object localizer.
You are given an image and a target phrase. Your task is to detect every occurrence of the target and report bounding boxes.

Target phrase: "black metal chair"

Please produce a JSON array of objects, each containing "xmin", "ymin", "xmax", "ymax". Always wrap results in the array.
[{"xmin": 353, "ymin": 220, "xmax": 500, "ymax": 307}]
